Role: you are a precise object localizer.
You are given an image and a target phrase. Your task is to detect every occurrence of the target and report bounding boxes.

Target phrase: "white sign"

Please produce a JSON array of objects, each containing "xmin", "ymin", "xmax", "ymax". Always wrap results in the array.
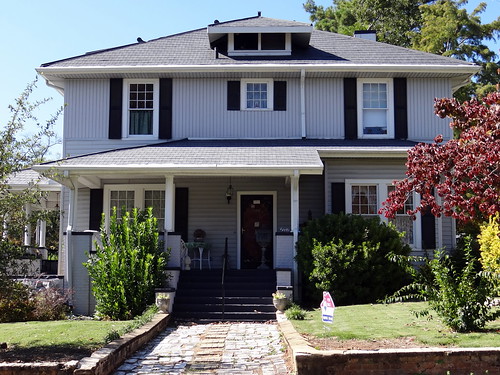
[{"xmin": 320, "ymin": 291, "xmax": 335, "ymax": 324}]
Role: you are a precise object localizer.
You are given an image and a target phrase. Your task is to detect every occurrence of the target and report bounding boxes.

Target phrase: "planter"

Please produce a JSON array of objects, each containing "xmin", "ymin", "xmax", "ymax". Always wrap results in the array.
[{"xmin": 273, "ymin": 297, "xmax": 289, "ymax": 312}]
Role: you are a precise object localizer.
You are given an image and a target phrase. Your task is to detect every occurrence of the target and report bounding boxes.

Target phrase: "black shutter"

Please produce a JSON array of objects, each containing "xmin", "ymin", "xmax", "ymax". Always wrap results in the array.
[
  {"xmin": 331, "ymin": 182, "xmax": 346, "ymax": 214},
  {"xmin": 89, "ymin": 189, "xmax": 104, "ymax": 231},
  {"xmin": 175, "ymin": 187, "xmax": 189, "ymax": 242},
  {"xmin": 159, "ymin": 78, "xmax": 173, "ymax": 140},
  {"xmin": 227, "ymin": 81, "xmax": 240, "ymax": 110},
  {"xmin": 344, "ymin": 78, "xmax": 357, "ymax": 140},
  {"xmin": 394, "ymin": 78, "xmax": 408, "ymax": 140},
  {"xmin": 421, "ymin": 207, "xmax": 436, "ymax": 249},
  {"xmin": 273, "ymin": 81, "xmax": 287, "ymax": 111},
  {"xmin": 108, "ymin": 78, "xmax": 123, "ymax": 139}
]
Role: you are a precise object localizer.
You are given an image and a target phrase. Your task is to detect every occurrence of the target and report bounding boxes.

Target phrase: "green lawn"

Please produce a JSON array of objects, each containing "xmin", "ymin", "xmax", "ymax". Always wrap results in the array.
[
  {"xmin": 291, "ymin": 302, "xmax": 500, "ymax": 347},
  {"xmin": 0, "ymin": 319, "xmax": 131, "ymax": 352}
]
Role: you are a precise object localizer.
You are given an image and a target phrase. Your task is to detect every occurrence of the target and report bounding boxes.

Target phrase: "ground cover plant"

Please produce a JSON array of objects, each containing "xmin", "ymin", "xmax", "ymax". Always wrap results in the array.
[{"xmin": 291, "ymin": 302, "xmax": 500, "ymax": 349}]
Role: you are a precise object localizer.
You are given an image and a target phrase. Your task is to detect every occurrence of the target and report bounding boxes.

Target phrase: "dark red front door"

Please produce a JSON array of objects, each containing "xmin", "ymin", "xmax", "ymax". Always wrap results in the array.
[{"xmin": 240, "ymin": 194, "xmax": 273, "ymax": 269}]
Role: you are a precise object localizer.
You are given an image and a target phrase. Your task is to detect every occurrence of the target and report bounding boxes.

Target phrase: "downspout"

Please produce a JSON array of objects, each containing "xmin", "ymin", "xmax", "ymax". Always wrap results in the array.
[{"xmin": 300, "ymin": 69, "xmax": 306, "ymax": 139}]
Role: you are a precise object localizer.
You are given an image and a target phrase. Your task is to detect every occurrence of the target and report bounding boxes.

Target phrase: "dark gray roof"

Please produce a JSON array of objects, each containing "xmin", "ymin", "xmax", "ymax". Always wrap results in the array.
[
  {"xmin": 37, "ymin": 138, "xmax": 414, "ymax": 173},
  {"xmin": 41, "ymin": 16, "xmax": 474, "ymax": 69}
]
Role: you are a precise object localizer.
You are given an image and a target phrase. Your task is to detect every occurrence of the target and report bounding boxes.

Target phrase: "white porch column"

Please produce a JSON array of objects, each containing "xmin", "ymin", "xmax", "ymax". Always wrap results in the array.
[
  {"xmin": 290, "ymin": 171, "xmax": 300, "ymax": 297},
  {"xmin": 164, "ymin": 175, "xmax": 175, "ymax": 233},
  {"xmin": 65, "ymin": 177, "xmax": 78, "ymax": 290},
  {"xmin": 23, "ymin": 204, "xmax": 32, "ymax": 246}
]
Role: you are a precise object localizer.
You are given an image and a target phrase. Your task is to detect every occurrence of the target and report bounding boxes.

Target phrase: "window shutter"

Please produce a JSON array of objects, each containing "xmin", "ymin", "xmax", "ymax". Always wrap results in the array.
[
  {"xmin": 394, "ymin": 78, "xmax": 408, "ymax": 140},
  {"xmin": 227, "ymin": 81, "xmax": 240, "ymax": 110},
  {"xmin": 344, "ymin": 78, "xmax": 357, "ymax": 140},
  {"xmin": 108, "ymin": 78, "xmax": 123, "ymax": 139},
  {"xmin": 331, "ymin": 182, "xmax": 346, "ymax": 214},
  {"xmin": 159, "ymin": 78, "xmax": 173, "ymax": 140},
  {"xmin": 421, "ymin": 207, "xmax": 436, "ymax": 249},
  {"xmin": 273, "ymin": 81, "xmax": 287, "ymax": 111},
  {"xmin": 175, "ymin": 187, "xmax": 189, "ymax": 242},
  {"xmin": 89, "ymin": 189, "xmax": 104, "ymax": 231}
]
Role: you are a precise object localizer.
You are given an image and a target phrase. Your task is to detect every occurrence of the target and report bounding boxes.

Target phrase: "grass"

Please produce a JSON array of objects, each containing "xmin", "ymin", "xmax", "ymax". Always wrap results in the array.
[
  {"xmin": 0, "ymin": 319, "xmax": 132, "ymax": 352},
  {"xmin": 291, "ymin": 302, "xmax": 500, "ymax": 347}
]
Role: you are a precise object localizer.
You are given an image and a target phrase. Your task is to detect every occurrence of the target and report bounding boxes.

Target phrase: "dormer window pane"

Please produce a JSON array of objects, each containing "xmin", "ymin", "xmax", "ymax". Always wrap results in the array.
[
  {"xmin": 234, "ymin": 33, "xmax": 258, "ymax": 50},
  {"xmin": 262, "ymin": 33, "xmax": 285, "ymax": 50}
]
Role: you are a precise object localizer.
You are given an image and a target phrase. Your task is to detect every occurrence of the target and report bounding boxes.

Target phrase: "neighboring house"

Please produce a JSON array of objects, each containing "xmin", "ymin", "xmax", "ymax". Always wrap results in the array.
[{"xmin": 34, "ymin": 14, "xmax": 478, "ymax": 314}]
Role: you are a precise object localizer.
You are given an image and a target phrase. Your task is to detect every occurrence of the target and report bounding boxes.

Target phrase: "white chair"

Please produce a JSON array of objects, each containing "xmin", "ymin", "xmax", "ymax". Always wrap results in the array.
[{"xmin": 190, "ymin": 245, "xmax": 211, "ymax": 270}]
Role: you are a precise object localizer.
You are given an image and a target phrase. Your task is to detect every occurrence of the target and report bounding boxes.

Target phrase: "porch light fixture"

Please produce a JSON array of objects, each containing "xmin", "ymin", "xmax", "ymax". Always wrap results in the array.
[{"xmin": 225, "ymin": 178, "xmax": 234, "ymax": 204}]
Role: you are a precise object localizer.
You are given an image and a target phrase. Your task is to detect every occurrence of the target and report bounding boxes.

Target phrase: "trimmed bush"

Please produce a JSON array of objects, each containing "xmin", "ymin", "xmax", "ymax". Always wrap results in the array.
[{"xmin": 296, "ymin": 213, "xmax": 412, "ymax": 306}]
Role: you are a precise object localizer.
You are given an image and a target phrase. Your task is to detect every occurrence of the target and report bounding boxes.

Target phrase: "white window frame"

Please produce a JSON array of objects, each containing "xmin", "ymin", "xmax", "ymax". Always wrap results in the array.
[
  {"xmin": 103, "ymin": 184, "xmax": 165, "ymax": 230},
  {"xmin": 228, "ymin": 33, "xmax": 292, "ymax": 56},
  {"xmin": 345, "ymin": 179, "xmax": 421, "ymax": 248},
  {"xmin": 122, "ymin": 79, "xmax": 159, "ymax": 140},
  {"xmin": 240, "ymin": 79, "xmax": 274, "ymax": 111},
  {"xmin": 357, "ymin": 78, "xmax": 394, "ymax": 139}
]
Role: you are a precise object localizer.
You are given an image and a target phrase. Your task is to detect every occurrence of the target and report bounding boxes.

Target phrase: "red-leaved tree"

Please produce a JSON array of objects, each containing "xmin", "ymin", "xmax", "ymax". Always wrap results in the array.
[{"xmin": 381, "ymin": 91, "xmax": 500, "ymax": 224}]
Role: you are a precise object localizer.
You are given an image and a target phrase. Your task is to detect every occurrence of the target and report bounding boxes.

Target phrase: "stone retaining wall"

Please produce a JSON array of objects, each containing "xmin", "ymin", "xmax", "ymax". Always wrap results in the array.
[{"xmin": 278, "ymin": 320, "xmax": 500, "ymax": 375}]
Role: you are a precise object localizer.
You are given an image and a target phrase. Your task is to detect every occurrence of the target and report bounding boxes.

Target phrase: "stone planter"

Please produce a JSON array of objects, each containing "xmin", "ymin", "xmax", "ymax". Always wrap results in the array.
[{"xmin": 273, "ymin": 298, "xmax": 289, "ymax": 312}]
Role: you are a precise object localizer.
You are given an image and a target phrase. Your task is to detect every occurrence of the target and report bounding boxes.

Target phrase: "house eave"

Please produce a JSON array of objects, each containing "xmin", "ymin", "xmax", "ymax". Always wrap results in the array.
[{"xmin": 318, "ymin": 147, "xmax": 410, "ymax": 158}]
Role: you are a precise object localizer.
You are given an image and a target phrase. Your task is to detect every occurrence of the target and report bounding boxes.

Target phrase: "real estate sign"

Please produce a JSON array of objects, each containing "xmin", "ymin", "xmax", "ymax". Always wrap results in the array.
[{"xmin": 321, "ymin": 291, "xmax": 335, "ymax": 323}]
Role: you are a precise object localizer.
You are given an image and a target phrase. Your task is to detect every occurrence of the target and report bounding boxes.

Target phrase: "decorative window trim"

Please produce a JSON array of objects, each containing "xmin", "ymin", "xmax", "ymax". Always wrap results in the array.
[
  {"xmin": 103, "ymin": 184, "xmax": 165, "ymax": 229},
  {"xmin": 345, "ymin": 179, "xmax": 421, "ymax": 248},
  {"xmin": 228, "ymin": 33, "xmax": 291, "ymax": 56},
  {"xmin": 356, "ymin": 78, "xmax": 394, "ymax": 139},
  {"xmin": 240, "ymin": 79, "xmax": 274, "ymax": 111},
  {"xmin": 121, "ymin": 79, "xmax": 160, "ymax": 140}
]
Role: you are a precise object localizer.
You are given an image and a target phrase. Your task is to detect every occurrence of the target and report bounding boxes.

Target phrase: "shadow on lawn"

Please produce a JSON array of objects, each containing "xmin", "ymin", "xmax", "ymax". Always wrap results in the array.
[{"xmin": 0, "ymin": 344, "xmax": 92, "ymax": 363}]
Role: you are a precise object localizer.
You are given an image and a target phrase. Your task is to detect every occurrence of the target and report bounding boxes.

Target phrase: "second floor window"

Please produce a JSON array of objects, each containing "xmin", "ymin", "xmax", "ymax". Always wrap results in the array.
[
  {"xmin": 241, "ymin": 79, "xmax": 274, "ymax": 110},
  {"xmin": 357, "ymin": 79, "xmax": 394, "ymax": 139},
  {"xmin": 123, "ymin": 79, "xmax": 159, "ymax": 138}
]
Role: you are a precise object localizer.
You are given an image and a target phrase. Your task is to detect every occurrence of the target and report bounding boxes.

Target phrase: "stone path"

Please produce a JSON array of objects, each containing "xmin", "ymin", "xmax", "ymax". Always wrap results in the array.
[{"xmin": 113, "ymin": 322, "xmax": 290, "ymax": 374}]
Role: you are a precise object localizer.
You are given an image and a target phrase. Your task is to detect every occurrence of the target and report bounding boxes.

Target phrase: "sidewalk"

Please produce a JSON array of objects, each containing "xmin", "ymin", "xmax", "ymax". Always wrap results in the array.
[{"xmin": 113, "ymin": 322, "xmax": 291, "ymax": 374}]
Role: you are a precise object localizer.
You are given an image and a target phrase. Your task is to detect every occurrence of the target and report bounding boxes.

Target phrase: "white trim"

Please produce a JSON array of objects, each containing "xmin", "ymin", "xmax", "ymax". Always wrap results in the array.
[
  {"xmin": 236, "ymin": 191, "xmax": 277, "ymax": 270},
  {"xmin": 228, "ymin": 32, "xmax": 292, "ymax": 56},
  {"xmin": 121, "ymin": 79, "xmax": 159, "ymax": 140},
  {"xmin": 357, "ymin": 78, "xmax": 394, "ymax": 139},
  {"xmin": 240, "ymin": 78, "xmax": 274, "ymax": 110},
  {"xmin": 208, "ymin": 26, "xmax": 313, "ymax": 34},
  {"xmin": 345, "ymin": 179, "xmax": 421, "ymax": 249}
]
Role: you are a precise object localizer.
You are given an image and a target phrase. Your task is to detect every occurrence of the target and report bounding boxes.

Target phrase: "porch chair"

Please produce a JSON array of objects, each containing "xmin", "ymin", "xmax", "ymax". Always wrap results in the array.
[{"xmin": 190, "ymin": 245, "xmax": 211, "ymax": 270}]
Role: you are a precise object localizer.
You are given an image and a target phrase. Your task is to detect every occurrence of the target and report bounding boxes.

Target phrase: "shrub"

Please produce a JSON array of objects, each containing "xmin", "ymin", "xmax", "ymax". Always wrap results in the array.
[
  {"xmin": 84, "ymin": 207, "xmax": 169, "ymax": 320},
  {"xmin": 0, "ymin": 281, "xmax": 35, "ymax": 322},
  {"xmin": 478, "ymin": 213, "xmax": 500, "ymax": 274},
  {"xmin": 285, "ymin": 303, "xmax": 306, "ymax": 320},
  {"xmin": 32, "ymin": 287, "xmax": 72, "ymax": 321},
  {"xmin": 387, "ymin": 236, "xmax": 500, "ymax": 332},
  {"xmin": 296, "ymin": 213, "xmax": 412, "ymax": 306}
]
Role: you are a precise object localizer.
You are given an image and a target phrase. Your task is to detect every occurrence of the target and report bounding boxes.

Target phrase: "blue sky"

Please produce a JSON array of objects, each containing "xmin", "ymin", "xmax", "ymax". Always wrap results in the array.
[{"xmin": 1, "ymin": 0, "xmax": 498, "ymax": 158}]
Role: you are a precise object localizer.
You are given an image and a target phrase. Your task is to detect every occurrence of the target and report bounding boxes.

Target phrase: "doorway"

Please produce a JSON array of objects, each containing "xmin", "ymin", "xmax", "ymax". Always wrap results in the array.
[{"xmin": 239, "ymin": 194, "xmax": 275, "ymax": 269}]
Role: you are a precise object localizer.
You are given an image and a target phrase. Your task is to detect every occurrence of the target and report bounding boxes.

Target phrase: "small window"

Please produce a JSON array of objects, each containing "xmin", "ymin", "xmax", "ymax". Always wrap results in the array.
[
  {"xmin": 357, "ymin": 79, "xmax": 394, "ymax": 138},
  {"xmin": 351, "ymin": 185, "xmax": 378, "ymax": 216},
  {"xmin": 122, "ymin": 79, "xmax": 159, "ymax": 139},
  {"xmin": 262, "ymin": 33, "xmax": 285, "ymax": 50},
  {"xmin": 234, "ymin": 33, "xmax": 258, "ymax": 50},
  {"xmin": 241, "ymin": 79, "xmax": 274, "ymax": 110}
]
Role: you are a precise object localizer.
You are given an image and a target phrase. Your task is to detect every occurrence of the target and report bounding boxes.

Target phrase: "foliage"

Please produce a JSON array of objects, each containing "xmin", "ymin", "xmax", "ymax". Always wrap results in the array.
[
  {"xmin": 296, "ymin": 213, "xmax": 412, "ymax": 305},
  {"xmin": 386, "ymin": 238, "xmax": 500, "ymax": 332},
  {"xmin": 0, "ymin": 79, "xmax": 61, "ymax": 289},
  {"xmin": 285, "ymin": 303, "xmax": 307, "ymax": 320},
  {"xmin": 32, "ymin": 288, "xmax": 72, "ymax": 321},
  {"xmin": 84, "ymin": 207, "xmax": 168, "ymax": 320},
  {"xmin": 478, "ymin": 213, "xmax": 500, "ymax": 275},
  {"xmin": 303, "ymin": 0, "xmax": 500, "ymax": 99},
  {"xmin": 0, "ymin": 281, "xmax": 36, "ymax": 323},
  {"xmin": 272, "ymin": 291, "xmax": 286, "ymax": 299},
  {"xmin": 104, "ymin": 305, "xmax": 158, "ymax": 344},
  {"xmin": 381, "ymin": 91, "xmax": 500, "ymax": 224}
]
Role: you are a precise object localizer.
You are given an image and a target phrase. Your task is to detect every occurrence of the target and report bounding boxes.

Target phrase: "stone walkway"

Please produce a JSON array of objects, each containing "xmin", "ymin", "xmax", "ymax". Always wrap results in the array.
[{"xmin": 113, "ymin": 322, "xmax": 291, "ymax": 374}]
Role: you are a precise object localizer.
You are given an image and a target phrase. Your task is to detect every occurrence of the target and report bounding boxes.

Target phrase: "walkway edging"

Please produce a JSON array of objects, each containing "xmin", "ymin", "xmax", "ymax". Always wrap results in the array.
[
  {"xmin": 277, "ymin": 319, "xmax": 500, "ymax": 375},
  {"xmin": 74, "ymin": 313, "xmax": 171, "ymax": 375}
]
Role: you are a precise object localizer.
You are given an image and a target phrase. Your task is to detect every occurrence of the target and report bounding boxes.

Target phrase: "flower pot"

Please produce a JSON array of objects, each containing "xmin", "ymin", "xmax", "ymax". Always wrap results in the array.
[{"xmin": 273, "ymin": 298, "xmax": 288, "ymax": 312}]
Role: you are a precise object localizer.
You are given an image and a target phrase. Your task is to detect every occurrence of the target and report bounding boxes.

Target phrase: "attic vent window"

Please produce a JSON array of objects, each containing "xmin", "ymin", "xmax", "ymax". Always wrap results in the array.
[{"xmin": 229, "ymin": 33, "xmax": 291, "ymax": 56}]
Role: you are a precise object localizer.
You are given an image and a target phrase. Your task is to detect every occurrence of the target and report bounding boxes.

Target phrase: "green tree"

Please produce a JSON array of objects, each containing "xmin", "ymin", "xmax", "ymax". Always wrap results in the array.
[
  {"xmin": 304, "ymin": 0, "xmax": 500, "ymax": 99},
  {"xmin": 84, "ymin": 207, "xmax": 168, "ymax": 320},
  {"xmin": 0, "ymin": 79, "xmax": 61, "ymax": 289}
]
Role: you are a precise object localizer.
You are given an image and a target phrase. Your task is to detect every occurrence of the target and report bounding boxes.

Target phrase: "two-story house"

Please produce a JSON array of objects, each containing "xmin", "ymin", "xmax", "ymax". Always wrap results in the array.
[{"xmin": 35, "ymin": 14, "xmax": 478, "ymax": 315}]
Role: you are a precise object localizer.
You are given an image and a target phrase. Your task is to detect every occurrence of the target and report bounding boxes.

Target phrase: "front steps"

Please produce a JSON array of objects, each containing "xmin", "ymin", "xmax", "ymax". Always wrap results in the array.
[{"xmin": 173, "ymin": 269, "xmax": 277, "ymax": 322}]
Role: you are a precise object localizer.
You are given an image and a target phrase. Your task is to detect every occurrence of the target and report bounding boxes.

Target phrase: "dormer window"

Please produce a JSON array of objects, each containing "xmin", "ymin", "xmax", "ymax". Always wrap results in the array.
[{"xmin": 228, "ymin": 33, "xmax": 291, "ymax": 56}]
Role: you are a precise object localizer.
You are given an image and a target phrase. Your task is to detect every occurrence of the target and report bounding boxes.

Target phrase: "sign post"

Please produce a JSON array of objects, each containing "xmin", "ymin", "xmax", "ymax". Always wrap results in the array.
[{"xmin": 320, "ymin": 291, "xmax": 335, "ymax": 324}]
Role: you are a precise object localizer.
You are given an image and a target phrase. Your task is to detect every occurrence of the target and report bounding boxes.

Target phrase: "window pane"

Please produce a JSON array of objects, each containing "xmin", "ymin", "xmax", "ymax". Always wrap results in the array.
[
  {"xmin": 246, "ymin": 82, "xmax": 268, "ymax": 109},
  {"xmin": 144, "ymin": 190, "xmax": 165, "ymax": 230},
  {"xmin": 262, "ymin": 33, "xmax": 286, "ymax": 50},
  {"xmin": 110, "ymin": 190, "xmax": 135, "ymax": 219},
  {"xmin": 130, "ymin": 111, "xmax": 153, "ymax": 135},
  {"xmin": 234, "ymin": 33, "xmax": 258, "ymax": 50},
  {"xmin": 351, "ymin": 185, "xmax": 378, "ymax": 217}
]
